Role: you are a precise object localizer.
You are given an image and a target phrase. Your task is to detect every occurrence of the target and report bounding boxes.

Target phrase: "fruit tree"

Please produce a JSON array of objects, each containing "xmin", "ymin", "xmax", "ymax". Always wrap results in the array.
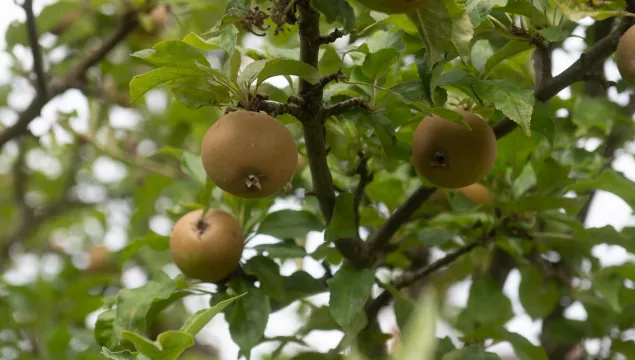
[{"xmin": 3, "ymin": 0, "xmax": 635, "ymax": 359}]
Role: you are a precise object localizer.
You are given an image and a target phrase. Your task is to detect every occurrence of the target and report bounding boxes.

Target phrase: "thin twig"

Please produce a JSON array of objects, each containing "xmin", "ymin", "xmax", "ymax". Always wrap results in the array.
[
  {"xmin": 367, "ymin": 186, "xmax": 436, "ymax": 254},
  {"xmin": 323, "ymin": 97, "xmax": 370, "ymax": 117},
  {"xmin": 493, "ymin": 15, "xmax": 635, "ymax": 137},
  {"xmin": 319, "ymin": 28, "xmax": 347, "ymax": 44},
  {"xmin": 353, "ymin": 152, "xmax": 374, "ymax": 229},
  {"xmin": 0, "ymin": 6, "xmax": 144, "ymax": 149},
  {"xmin": 23, "ymin": 0, "xmax": 47, "ymax": 97},
  {"xmin": 365, "ymin": 240, "xmax": 484, "ymax": 319}
]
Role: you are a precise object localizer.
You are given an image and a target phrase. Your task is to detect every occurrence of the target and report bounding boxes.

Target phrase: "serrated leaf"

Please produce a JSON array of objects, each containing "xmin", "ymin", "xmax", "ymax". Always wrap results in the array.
[
  {"xmin": 182, "ymin": 32, "xmax": 223, "ymax": 50},
  {"xmin": 131, "ymin": 41, "xmax": 211, "ymax": 69},
  {"xmin": 537, "ymin": 26, "xmax": 570, "ymax": 42},
  {"xmin": 181, "ymin": 292, "xmax": 246, "ymax": 336},
  {"xmin": 253, "ymin": 240, "xmax": 308, "ymax": 259},
  {"xmin": 482, "ymin": 40, "xmax": 532, "ymax": 77},
  {"xmin": 113, "ymin": 273, "xmax": 177, "ymax": 336},
  {"xmin": 229, "ymin": 283, "xmax": 270, "ymax": 357},
  {"xmin": 168, "ymin": 76, "xmax": 232, "ymax": 109},
  {"xmin": 238, "ymin": 59, "xmax": 267, "ymax": 87},
  {"xmin": 130, "ymin": 67, "xmax": 205, "ymax": 102},
  {"xmin": 121, "ymin": 331, "xmax": 161, "ymax": 359},
  {"xmin": 473, "ymin": 79, "xmax": 534, "ymax": 136},
  {"xmin": 362, "ymin": 48, "xmax": 399, "ymax": 80},
  {"xmin": 311, "ymin": 0, "xmax": 355, "ymax": 30},
  {"xmin": 154, "ymin": 331, "xmax": 195, "ymax": 360},
  {"xmin": 408, "ymin": 0, "xmax": 474, "ymax": 68},
  {"xmin": 243, "ymin": 256, "xmax": 286, "ymax": 302},
  {"xmin": 257, "ymin": 58, "xmax": 321, "ymax": 86},
  {"xmin": 567, "ymin": 169, "xmax": 635, "ymax": 211},
  {"xmin": 327, "ymin": 265, "xmax": 375, "ymax": 328},
  {"xmin": 257, "ymin": 210, "xmax": 324, "ymax": 239},
  {"xmin": 324, "ymin": 193, "xmax": 357, "ymax": 242},
  {"xmin": 101, "ymin": 348, "xmax": 137, "ymax": 360},
  {"xmin": 466, "ymin": 0, "xmax": 508, "ymax": 27}
]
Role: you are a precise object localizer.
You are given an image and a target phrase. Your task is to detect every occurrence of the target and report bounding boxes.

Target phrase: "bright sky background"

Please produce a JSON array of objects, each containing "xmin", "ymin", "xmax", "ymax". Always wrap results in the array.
[{"xmin": 1, "ymin": 2, "xmax": 635, "ymax": 360}]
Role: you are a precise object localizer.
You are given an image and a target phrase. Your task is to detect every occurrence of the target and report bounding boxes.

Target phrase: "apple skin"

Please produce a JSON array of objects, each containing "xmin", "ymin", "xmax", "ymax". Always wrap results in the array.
[
  {"xmin": 616, "ymin": 25, "xmax": 635, "ymax": 88},
  {"xmin": 169, "ymin": 209, "xmax": 244, "ymax": 283}
]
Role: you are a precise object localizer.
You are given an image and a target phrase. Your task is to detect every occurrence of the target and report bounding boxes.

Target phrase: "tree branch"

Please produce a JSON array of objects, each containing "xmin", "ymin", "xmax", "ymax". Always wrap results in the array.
[
  {"xmin": 0, "ymin": 7, "xmax": 143, "ymax": 149},
  {"xmin": 365, "ymin": 240, "xmax": 484, "ymax": 319},
  {"xmin": 319, "ymin": 28, "xmax": 347, "ymax": 45},
  {"xmin": 296, "ymin": 0, "xmax": 371, "ymax": 268},
  {"xmin": 323, "ymin": 97, "xmax": 371, "ymax": 117},
  {"xmin": 353, "ymin": 152, "xmax": 373, "ymax": 230},
  {"xmin": 367, "ymin": 186, "xmax": 436, "ymax": 254},
  {"xmin": 23, "ymin": 0, "xmax": 47, "ymax": 97},
  {"xmin": 1, "ymin": 141, "xmax": 87, "ymax": 262},
  {"xmin": 256, "ymin": 99, "xmax": 302, "ymax": 119},
  {"xmin": 493, "ymin": 15, "xmax": 635, "ymax": 137}
]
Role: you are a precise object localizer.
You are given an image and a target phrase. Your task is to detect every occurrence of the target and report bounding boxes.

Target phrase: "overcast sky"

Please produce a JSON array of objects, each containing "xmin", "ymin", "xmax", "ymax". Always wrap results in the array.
[{"xmin": 1, "ymin": 2, "xmax": 635, "ymax": 359}]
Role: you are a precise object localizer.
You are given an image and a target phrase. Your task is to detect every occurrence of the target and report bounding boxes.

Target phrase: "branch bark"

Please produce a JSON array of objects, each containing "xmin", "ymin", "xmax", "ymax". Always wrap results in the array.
[
  {"xmin": 23, "ymin": 0, "xmax": 47, "ymax": 97},
  {"xmin": 296, "ymin": 0, "xmax": 371, "ymax": 268},
  {"xmin": 493, "ymin": 15, "xmax": 635, "ymax": 137},
  {"xmin": 0, "ymin": 7, "xmax": 143, "ymax": 149}
]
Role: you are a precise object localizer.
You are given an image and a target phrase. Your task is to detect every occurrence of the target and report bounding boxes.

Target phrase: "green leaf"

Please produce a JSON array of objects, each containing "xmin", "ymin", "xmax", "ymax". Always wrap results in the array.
[
  {"xmin": 466, "ymin": 0, "xmax": 508, "ymax": 27},
  {"xmin": 113, "ymin": 273, "xmax": 178, "ymax": 336},
  {"xmin": 118, "ymin": 232, "xmax": 170, "ymax": 263},
  {"xmin": 238, "ymin": 59, "xmax": 267, "ymax": 87},
  {"xmin": 531, "ymin": 101, "xmax": 555, "ymax": 147},
  {"xmin": 229, "ymin": 282, "xmax": 270, "ymax": 357},
  {"xmin": 408, "ymin": 0, "xmax": 474, "ymax": 68},
  {"xmin": 253, "ymin": 239, "xmax": 307, "ymax": 259},
  {"xmin": 280, "ymin": 271, "xmax": 326, "ymax": 304},
  {"xmin": 243, "ymin": 256, "xmax": 286, "ymax": 302},
  {"xmin": 553, "ymin": 0, "xmax": 627, "ymax": 21},
  {"xmin": 324, "ymin": 193, "xmax": 358, "ymax": 243},
  {"xmin": 518, "ymin": 265, "xmax": 559, "ymax": 319},
  {"xmin": 441, "ymin": 345, "xmax": 501, "ymax": 359},
  {"xmin": 362, "ymin": 48, "xmax": 399, "ymax": 80},
  {"xmin": 154, "ymin": 330, "xmax": 195, "ymax": 360},
  {"xmin": 257, "ymin": 210, "xmax": 324, "ymax": 239},
  {"xmin": 393, "ymin": 288, "xmax": 438, "ymax": 360},
  {"xmin": 180, "ymin": 292, "xmax": 246, "ymax": 336},
  {"xmin": 327, "ymin": 265, "xmax": 376, "ymax": 328},
  {"xmin": 482, "ymin": 40, "xmax": 533, "ymax": 78},
  {"xmin": 181, "ymin": 151, "xmax": 207, "ymax": 185},
  {"xmin": 537, "ymin": 26, "xmax": 571, "ymax": 42},
  {"xmin": 465, "ymin": 275, "xmax": 513, "ymax": 327},
  {"xmin": 473, "ymin": 79, "xmax": 534, "ymax": 136},
  {"xmin": 131, "ymin": 40, "xmax": 211, "ymax": 69},
  {"xmin": 95, "ymin": 309, "xmax": 117, "ymax": 348},
  {"xmin": 311, "ymin": 0, "xmax": 356, "ymax": 30},
  {"xmin": 130, "ymin": 67, "xmax": 205, "ymax": 102},
  {"xmin": 257, "ymin": 58, "xmax": 321, "ymax": 86},
  {"xmin": 592, "ymin": 272, "xmax": 623, "ymax": 313},
  {"xmin": 182, "ymin": 32, "xmax": 224, "ymax": 51},
  {"xmin": 121, "ymin": 331, "xmax": 161, "ymax": 359},
  {"xmin": 500, "ymin": 330, "xmax": 548, "ymax": 360},
  {"xmin": 101, "ymin": 348, "xmax": 137, "ymax": 360},
  {"xmin": 567, "ymin": 169, "xmax": 635, "ymax": 211}
]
